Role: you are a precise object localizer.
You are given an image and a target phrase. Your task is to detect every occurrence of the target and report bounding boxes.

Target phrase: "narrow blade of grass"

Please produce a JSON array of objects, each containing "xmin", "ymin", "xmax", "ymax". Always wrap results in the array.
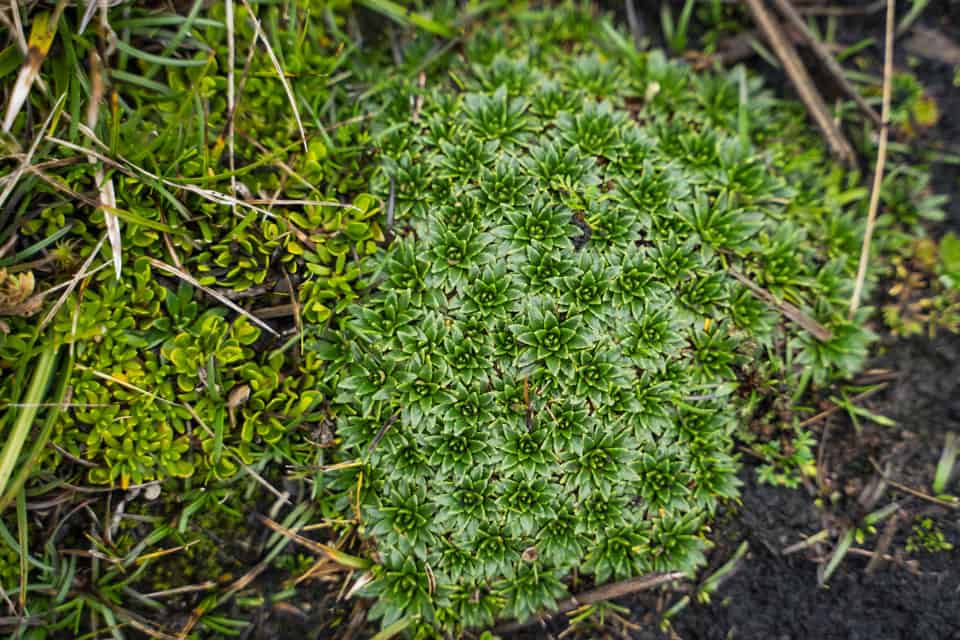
[
  {"xmin": 107, "ymin": 69, "xmax": 175, "ymax": 95},
  {"xmin": 110, "ymin": 16, "xmax": 224, "ymax": 30},
  {"xmin": 933, "ymin": 432, "xmax": 958, "ymax": 495},
  {"xmin": 16, "ymin": 490, "xmax": 28, "ymax": 610},
  {"xmin": 819, "ymin": 528, "xmax": 854, "ymax": 586},
  {"xmin": 101, "ymin": 205, "xmax": 174, "ymax": 233},
  {"xmin": 358, "ymin": 0, "xmax": 454, "ymax": 37},
  {"xmin": 0, "ymin": 223, "xmax": 73, "ymax": 267},
  {"xmin": 0, "ymin": 350, "xmax": 73, "ymax": 513},
  {"xmin": 112, "ymin": 40, "xmax": 209, "ymax": 68},
  {"xmin": 143, "ymin": 0, "xmax": 207, "ymax": 79},
  {"xmin": 2, "ymin": 2, "xmax": 65, "ymax": 132},
  {"xmin": 698, "ymin": 541, "xmax": 748, "ymax": 600},
  {"xmin": 0, "ymin": 45, "xmax": 25, "ymax": 80},
  {"xmin": 370, "ymin": 617, "xmax": 412, "ymax": 640},
  {"xmin": 0, "ymin": 342, "xmax": 58, "ymax": 498}
]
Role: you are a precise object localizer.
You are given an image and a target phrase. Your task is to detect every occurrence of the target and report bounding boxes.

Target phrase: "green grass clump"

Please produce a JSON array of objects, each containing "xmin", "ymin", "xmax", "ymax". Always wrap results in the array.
[
  {"xmin": 325, "ymin": 21, "xmax": 874, "ymax": 633},
  {"xmin": 0, "ymin": 1, "xmax": 384, "ymax": 489}
]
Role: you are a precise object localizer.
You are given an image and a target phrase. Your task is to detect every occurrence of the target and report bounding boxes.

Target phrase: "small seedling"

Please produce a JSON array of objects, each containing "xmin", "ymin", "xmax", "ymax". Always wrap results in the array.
[{"xmin": 906, "ymin": 517, "xmax": 954, "ymax": 553}]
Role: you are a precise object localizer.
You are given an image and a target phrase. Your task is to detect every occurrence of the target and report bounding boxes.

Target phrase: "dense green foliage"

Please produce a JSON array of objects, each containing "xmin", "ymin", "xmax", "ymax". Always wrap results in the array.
[
  {"xmin": 0, "ymin": 2, "xmax": 381, "ymax": 490},
  {"xmin": 322, "ymin": 20, "xmax": 875, "ymax": 632},
  {"xmin": 1, "ymin": 1, "xmax": 948, "ymax": 638}
]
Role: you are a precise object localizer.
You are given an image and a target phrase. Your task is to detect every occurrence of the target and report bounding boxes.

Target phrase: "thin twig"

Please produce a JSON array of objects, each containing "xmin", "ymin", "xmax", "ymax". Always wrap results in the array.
[
  {"xmin": 241, "ymin": 465, "xmax": 291, "ymax": 506},
  {"xmin": 769, "ymin": 0, "xmax": 882, "ymax": 127},
  {"xmin": 0, "ymin": 93, "xmax": 66, "ymax": 210},
  {"xmin": 885, "ymin": 479, "xmax": 957, "ymax": 509},
  {"xmin": 48, "ymin": 132, "xmax": 359, "ymax": 223},
  {"xmin": 367, "ymin": 412, "xmax": 400, "ymax": 455},
  {"xmin": 744, "ymin": 0, "xmax": 855, "ymax": 164},
  {"xmin": 728, "ymin": 266, "xmax": 832, "ymax": 341},
  {"xmin": 797, "ymin": 383, "xmax": 888, "ymax": 428},
  {"xmin": 865, "ymin": 512, "xmax": 900, "ymax": 574},
  {"xmin": 252, "ymin": 303, "xmax": 295, "ymax": 319},
  {"xmin": 5, "ymin": 0, "xmax": 28, "ymax": 55},
  {"xmin": 849, "ymin": 0, "xmax": 895, "ymax": 317},
  {"xmin": 257, "ymin": 515, "xmax": 369, "ymax": 570},
  {"xmin": 146, "ymin": 257, "xmax": 280, "ymax": 336},
  {"xmin": 282, "ymin": 268, "xmax": 302, "ymax": 340},
  {"xmin": 797, "ymin": 1, "xmax": 885, "ymax": 17},
  {"xmin": 37, "ymin": 235, "xmax": 106, "ymax": 332},
  {"xmin": 624, "ymin": 0, "xmax": 645, "ymax": 49},
  {"xmin": 782, "ymin": 528, "xmax": 831, "ymax": 555},
  {"xmin": 143, "ymin": 582, "xmax": 217, "ymax": 599},
  {"xmin": 239, "ymin": 0, "xmax": 307, "ymax": 152}
]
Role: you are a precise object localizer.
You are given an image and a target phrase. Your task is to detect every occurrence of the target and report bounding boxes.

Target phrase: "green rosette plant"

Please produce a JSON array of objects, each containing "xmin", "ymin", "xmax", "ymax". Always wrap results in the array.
[{"xmin": 328, "ymin": 20, "xmax": 875, "ymax": 634}]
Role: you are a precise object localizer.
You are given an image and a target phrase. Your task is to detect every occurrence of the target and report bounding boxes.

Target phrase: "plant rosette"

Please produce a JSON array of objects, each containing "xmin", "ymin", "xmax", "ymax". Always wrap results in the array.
[{"xmin": 327, "ymin": 13, "xmax": 873, "ymax": 636}]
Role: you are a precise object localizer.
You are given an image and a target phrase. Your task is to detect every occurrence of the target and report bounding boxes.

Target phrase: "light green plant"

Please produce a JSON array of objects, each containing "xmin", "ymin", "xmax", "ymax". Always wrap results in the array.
[{"xmin": 906, "ymin": 517, "xmax": 954, "ymax": 553}]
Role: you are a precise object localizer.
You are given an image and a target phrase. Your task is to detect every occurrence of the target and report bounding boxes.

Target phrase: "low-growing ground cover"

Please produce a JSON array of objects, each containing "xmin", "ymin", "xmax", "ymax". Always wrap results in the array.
[
  {"xmin": 323, "ymin": 26, "xmax": 879, "ymax": 631},
  {"xmin": 0, "ymin": 1, "xmax": 956, "ymax": 638}
]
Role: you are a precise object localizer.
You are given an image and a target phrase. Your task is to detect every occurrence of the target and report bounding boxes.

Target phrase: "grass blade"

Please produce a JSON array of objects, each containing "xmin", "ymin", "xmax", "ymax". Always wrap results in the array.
[
  {"xmin": 933, "ymin": 432, "xmax": 958, "ymax": 495},
  {"xmin": 819, "ymin": 528, "xmax": 854, "ymax": 586},
  {"xmin": 0, "ymin": 45, "xmax": 25, "ymax": 80},
  {"xmin": 0, "ymin": 350, "xmax": 73, "ymax": 513},
  {"xmin": 111, "ymin": 16, "xmax": 224, "ymax": 30},
  {"xmin": 16, "ymin": 490, "xmax": 28, "ymax": 610},
  {"xmin": 101, "ymin": 205, "xmax": 174, "ymax": 233},
  {"xmin": 370, "ymin": 617, "xmax": 412, "ymax": 640},
  {"xmin": 2, "ymin": 2, "xmax": 65, "ymax": 132},
  {"xmin": 0, "ymin": 223, "xmax": 73, "ymax": 267},
  {"xmin": 358, "ymin": 0, "xmax": 454, "ymax": 37},
  {"xmin": 107, "ymin": 69, "xmax": 175, "ymax": 95},
  {"xmin": 143, "ymin": 0, "xmax": 207, "ymax": 80},
  {"xmin": 0, "ymin": 342, "xmax": 58, "ymax": 498},
  {"xmin": 112, "ymin": 40, "xmax": 209, "ymax": 68}
]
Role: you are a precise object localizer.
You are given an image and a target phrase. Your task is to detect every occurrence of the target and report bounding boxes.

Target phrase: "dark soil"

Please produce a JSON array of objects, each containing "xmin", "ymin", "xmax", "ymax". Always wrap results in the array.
[{"xmin": 607, "ymin": 331, "xmax": 960, "ymax": 640}]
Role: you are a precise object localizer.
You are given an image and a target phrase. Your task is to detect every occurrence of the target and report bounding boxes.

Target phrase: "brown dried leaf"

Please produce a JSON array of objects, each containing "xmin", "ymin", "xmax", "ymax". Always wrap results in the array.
[{"xmin": 0, "ymin": 268, "xmax": 38, "ymax": 316}]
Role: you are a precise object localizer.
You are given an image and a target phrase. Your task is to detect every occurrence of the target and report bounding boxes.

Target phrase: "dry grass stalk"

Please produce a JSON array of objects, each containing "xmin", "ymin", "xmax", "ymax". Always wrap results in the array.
[
  {"xmin": 769, "ymin": 0, "xmax": 882, "ymax": 127},
  {"xmin": 1, "ymin": 0, "xmax": 66, "ymax": 132},
  {"xmin": 744, "ymin": 0, "xmax": 855, "ymax": 165},
  {"xmin": 849, "ymin": 0, "xmax": 895, "ymax": 317},
  {"xmin": 146, "ymin": 257, "xmax": 280, "ymax": 337}
]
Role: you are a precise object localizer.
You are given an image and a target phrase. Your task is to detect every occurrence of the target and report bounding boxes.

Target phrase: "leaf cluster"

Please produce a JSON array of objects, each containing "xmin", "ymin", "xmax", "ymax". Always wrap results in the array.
[{"xmin": 328, "ymin": 17, "xmax": 877, "ymax": 631}]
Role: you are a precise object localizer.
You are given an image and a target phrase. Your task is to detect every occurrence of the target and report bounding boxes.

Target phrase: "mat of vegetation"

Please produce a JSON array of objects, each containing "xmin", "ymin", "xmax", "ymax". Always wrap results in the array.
[{"xmin": 0, "ymin": 1, "xmax": 956, "ymax": 639}]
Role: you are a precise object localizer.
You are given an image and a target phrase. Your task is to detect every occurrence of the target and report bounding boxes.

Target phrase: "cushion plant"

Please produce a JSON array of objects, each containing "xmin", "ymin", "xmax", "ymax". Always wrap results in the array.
[{"xmin": 326, "ymin": 20, "xmax": 874, "ymax": 635}]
